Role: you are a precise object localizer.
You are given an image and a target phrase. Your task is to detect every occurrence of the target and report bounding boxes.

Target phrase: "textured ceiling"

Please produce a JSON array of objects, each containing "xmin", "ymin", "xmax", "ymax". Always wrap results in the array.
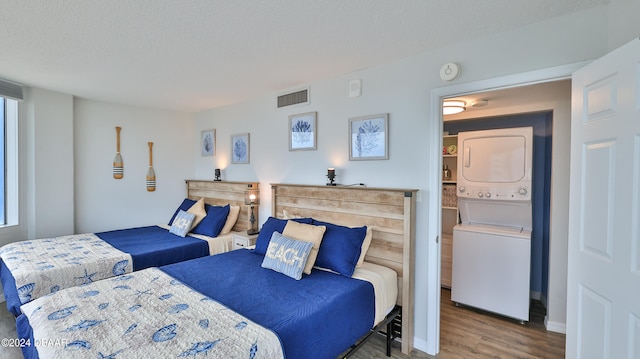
[{"xmin": 0, "ymin": 0, "xmax": 608, "ymax": 112}]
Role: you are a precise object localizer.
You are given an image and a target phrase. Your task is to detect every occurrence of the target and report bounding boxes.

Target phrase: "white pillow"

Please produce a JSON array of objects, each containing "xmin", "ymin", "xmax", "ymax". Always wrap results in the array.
[
  {"xmin": 356, "ymin": 226, "xmax": 373, "ymax": 267},
  {"xmin": 220, "ymin": 205, "xmax": 240, "ymax": 235}
]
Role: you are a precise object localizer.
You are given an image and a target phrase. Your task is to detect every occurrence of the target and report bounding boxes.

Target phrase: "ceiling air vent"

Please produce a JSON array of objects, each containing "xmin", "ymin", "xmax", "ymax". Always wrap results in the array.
[{"xmin": 277, "ymin": 88, "xmax": 309, "ymax": 108}]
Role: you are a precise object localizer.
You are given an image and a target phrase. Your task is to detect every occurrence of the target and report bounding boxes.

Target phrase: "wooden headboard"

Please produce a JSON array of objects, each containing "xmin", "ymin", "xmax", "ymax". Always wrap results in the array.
[
  {"xmin": 270, "ymin": 183, "xmax": 417, "ymax": 354},
  {"xmin": 185, "ymin": 180, "xmax": 259, "ymax": 233}
]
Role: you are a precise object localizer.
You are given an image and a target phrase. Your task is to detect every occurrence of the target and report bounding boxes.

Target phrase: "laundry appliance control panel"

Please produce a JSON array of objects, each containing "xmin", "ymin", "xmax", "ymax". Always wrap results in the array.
[{"xmin": 457, "ymin": 185, "xmax": 531, "ymax": 201}]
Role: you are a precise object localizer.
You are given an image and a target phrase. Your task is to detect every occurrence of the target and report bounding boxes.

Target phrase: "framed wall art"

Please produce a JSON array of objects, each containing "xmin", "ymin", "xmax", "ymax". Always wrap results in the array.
[
  {"xmin": 231, "ymin": 133, "xmax": 250, "ymax": 164},
  {"xmin": 349, "ymin": 113, "xmax": 389, "ymax": 160},
  {"xmin": 201, "ymin": 129, "xmax": 215, "ymax": 156},
  {"xmin": 289, "ymin": 111, "xmax": 317, "ymax": 151}
]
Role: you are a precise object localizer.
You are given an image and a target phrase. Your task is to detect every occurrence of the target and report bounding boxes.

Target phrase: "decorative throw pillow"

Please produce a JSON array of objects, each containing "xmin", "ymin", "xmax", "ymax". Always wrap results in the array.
[
  {"xmin": 220, "ymin": 205, "xmax": 240, "ymax": 235},
  {"xmin": 261, "ymin": 232, "xmax": 314, "ymax": 280},
  {"xmin": 186, "ymin": 198, "xmax": 207, "ymax": 228},
  {"xmin": 168, "ymin": 198, "xmax": 196, "ymax": 225},
  {"xmin": 312, "ymin": 220, "xmax": 367, "ymax": 277},
  {"xmin": 254, "ymin": 217, "xmax": 313, "ymax": 255},
  {"xmin": 169, "ymin": 210, "xmax": 196, "ymax": 237},
  {"xmin": 357, "ymin": 226, "xmax": 374, "ymax": 267},
  {"xmin": 282, "ymin": 220, "xmax": 326, "ymax": 275},
  {"xmin": 192, "ymin": 204, "xmax": 230, "ymax": 237}
]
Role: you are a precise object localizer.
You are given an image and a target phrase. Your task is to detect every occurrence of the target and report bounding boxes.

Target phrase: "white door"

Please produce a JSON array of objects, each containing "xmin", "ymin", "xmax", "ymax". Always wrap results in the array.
[{"xmin": 567, "ymin": 37, "xmax": 640, "ymax": 359}]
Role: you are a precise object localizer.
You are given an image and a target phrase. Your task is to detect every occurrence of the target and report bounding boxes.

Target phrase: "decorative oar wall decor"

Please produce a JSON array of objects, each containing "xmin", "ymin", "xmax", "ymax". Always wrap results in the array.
[
  {"xmin": 146, "ymin": 142, "xmax": 156, "ymax": 192},
  {"xmin": 113, "ymin": 126, "xmax": 123, "ymax": 179}
]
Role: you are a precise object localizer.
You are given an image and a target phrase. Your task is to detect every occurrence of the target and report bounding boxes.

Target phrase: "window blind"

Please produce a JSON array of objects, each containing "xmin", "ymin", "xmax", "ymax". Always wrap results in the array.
[{"xmin": 0, "ymin": 78, "xmax": 23, "ymax": 101}]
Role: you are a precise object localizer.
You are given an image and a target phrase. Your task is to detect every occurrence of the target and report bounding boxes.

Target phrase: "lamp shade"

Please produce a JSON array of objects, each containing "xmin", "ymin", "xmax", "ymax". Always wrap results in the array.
[{"xmin": 244, "ymin": 189, "xmax": 260, "ymax": 205}]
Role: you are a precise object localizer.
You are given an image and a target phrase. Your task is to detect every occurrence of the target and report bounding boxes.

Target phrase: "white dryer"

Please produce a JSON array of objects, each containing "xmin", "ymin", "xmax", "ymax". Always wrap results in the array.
[{"xmin": 451, "ymin": 127, "xmax": 533, "ymax": 322}]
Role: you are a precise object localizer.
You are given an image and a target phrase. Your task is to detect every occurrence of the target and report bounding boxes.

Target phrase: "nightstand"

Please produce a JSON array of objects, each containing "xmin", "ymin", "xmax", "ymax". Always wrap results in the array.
[{"xmin": 232, "ymin": 233, "xmax": 258, "ymax": 250}]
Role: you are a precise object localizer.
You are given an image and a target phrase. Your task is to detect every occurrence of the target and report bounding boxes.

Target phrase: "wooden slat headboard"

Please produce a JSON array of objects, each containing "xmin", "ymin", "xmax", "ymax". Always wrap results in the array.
[
  {"xmin": 270, "ymin": 183, "xmax": 417, "ymax": 355},
  {"xmin": 185, "ymin": 180, "xmax": 259, "ymax": 233}
]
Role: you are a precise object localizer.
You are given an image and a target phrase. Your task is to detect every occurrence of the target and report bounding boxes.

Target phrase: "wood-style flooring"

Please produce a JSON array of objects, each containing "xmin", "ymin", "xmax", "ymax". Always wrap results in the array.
[
  {"xmin": 349, "ymin": 288, "xmax": 565, "ymax": 359},
  {"xmin": 437, "ymin": 288, "xmax": 565, "ymax": 358},
  {"xmin": 0, "ymin": 288, "xmax": 565, "ymax": 359}
]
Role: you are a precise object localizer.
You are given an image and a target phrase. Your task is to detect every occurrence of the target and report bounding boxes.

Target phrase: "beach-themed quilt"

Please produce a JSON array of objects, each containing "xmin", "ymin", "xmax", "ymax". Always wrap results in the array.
[
  {"xmin": 0, "ymin": 234, "xmax": 132, "ymax": 307},
  {"xmin": 21, "ymin": 267, "xmax": 284, "ymax": 358}
]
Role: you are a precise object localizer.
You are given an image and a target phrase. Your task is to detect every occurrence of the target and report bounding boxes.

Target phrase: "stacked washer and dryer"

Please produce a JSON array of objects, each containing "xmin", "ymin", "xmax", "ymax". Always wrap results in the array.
[{"xmin": 451, "ymin": 126, "xmax": 533, "ymax": 322}]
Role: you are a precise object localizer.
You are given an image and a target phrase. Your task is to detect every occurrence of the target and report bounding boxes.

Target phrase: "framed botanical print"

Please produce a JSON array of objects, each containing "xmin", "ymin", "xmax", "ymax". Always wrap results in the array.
[
  {"xmin": 289, "ymin": 112, "xmax": 317, "ymax": 151},
  {"xmin": 349, "ymin": 113, "xmax": 389, "ymax": 160},
  {"xmin": 231, "ymin": 133, "xmax": 250, "ymax": 164},
  {"xmin": 201, "ymin": 129, "xmax": 215, "ymax": 156}
]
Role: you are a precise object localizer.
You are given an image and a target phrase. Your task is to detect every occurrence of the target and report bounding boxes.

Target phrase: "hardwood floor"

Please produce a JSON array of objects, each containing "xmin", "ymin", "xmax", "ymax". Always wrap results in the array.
[
  {"xmin": 350, "ymin": 288, "xmax": 565, "ymax": 359},
  {"xmin": 0, "ymin": 288, "xmax": 565, "ymax": 359},
  {"xmin": 437, "ymin": 288, "xmax": 565, "ymax": 358}
]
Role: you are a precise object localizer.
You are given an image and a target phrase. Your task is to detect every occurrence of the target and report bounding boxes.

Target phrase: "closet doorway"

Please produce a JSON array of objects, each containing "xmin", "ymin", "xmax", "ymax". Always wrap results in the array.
[{"xmin": 436, "ymin": 79, "xmax": 571, "ymax": 354}]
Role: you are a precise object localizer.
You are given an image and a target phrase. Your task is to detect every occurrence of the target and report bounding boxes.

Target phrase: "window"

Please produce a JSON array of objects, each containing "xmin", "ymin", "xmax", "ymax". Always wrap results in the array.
[
  {"xmin": 0, "ymin": 79, "xmax": 22, "ymax": 230},
  {"xmin": 1, "ymin": 98, "xmax": 5, "ymax": 224},
  {"xmin": 0, "ymin": 97, "xmax": 18, "ymax": 226},
  {"xmin": 0, "ymin": 93, "xmax": 21, "ymax": 229},
  {"xmin": 1, "ymin": 96, "xmax": 19, "ymax": 227}
]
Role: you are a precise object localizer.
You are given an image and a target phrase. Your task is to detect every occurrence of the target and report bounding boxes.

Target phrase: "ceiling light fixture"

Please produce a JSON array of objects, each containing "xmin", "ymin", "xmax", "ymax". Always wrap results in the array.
[
  {"xmin": 471, "ymin": 99, "xmax": 489, "ymax": 107},
  {"xmin": 443, "ymin": 100, "xmax": 466, "ymax": 115}
]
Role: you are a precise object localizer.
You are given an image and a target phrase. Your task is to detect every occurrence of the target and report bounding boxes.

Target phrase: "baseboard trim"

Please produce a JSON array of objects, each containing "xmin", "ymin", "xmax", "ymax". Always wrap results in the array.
[{"xmin": 544, "ymin": 317, "xmax": 567, "ymax": 334}]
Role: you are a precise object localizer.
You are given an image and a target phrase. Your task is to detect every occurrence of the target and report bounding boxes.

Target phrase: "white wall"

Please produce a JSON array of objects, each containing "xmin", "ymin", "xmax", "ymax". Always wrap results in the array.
[
  {"xmin": 26, "ymin": 88, "xmax": 75, "ymax": 239},
  {"xmin": 73, "ymin": 99, "xmax": 195, "ymax": 233},
  {"xmin": 0, "ymin": 87, "xmax": 75, "ymax": 245},
  {"xmin": 193, "ymin": 6, "xmax": 611, "ymax": 352}
]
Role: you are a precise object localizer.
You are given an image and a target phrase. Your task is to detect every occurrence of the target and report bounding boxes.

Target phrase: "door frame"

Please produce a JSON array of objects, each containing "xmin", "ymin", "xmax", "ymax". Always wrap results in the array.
[{"xmin": 425, "ymin": 61, "xmax": 589, "ymax": 355}]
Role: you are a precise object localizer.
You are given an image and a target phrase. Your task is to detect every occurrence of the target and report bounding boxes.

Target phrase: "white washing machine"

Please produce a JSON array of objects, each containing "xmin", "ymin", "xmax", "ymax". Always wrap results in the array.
[
  {"xmin": 452, "ymin": 223, "xmax": 531, "ymax": 321},
  {"xmin": 451, "ymin": 126, "xmax": 533, "ymax": 322}
]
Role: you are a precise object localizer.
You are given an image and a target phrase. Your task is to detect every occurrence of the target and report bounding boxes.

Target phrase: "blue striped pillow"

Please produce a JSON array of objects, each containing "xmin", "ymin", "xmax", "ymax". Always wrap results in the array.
[
  {"xmin": 169, "ymin": 210, "xmax": 196, "ymax": 237},
  {"xmin": 261, "ymin": 232, "xmax": 314, "ymax": 280}
]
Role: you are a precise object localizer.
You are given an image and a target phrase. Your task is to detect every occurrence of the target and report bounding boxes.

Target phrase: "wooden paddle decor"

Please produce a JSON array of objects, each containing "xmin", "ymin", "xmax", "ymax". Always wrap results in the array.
[
  {"xmin": 113, "ymin": 126, "xmax": 123, "ymax": 179},
  {"xmin": 146, "ymin": 142, "xmax": 156, "ymax": 192}
]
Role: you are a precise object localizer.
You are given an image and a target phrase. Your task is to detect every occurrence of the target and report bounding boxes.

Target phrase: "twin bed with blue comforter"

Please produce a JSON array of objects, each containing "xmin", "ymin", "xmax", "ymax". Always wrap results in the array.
[
  {"xmin": 0, "ymin": 225, "xmax": 217, "ymax": 317},
  {"xmin": 0, "ymin": 186, "xmax": 251, "ymax": 317}
]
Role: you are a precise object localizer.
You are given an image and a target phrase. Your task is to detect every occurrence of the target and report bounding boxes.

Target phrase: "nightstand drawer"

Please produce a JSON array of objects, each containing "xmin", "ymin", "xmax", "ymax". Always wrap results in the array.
[{"xmin": 232, "ymin": 233, "xmax": 258, "ymax": 250}]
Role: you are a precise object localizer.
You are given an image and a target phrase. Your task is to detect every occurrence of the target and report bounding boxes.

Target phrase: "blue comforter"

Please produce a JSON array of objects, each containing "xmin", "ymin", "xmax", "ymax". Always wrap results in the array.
[
  {"xmin": 1, "ymin": 226, "xmax": 209, "ymax": 316},
  {"xmin": 97, "ymin": 226, "xmax": 209, "ymax": 270},
  {"xmin": 162, "ymin": 249, "xmax": 376, "ymax": 359}
]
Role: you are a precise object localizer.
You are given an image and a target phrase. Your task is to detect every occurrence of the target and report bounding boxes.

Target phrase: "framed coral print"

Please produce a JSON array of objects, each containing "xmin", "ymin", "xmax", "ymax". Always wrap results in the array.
[
  {"xmin": 201, "ymin": 129, "xmax": 215, "ymax": 156},
  {"xmin": 289, "ymin": 112, "xmax": 317, "ymax": 151},
  {"xmin": 349, "ymin": 113, "xmax": 389, "ymax": 160},
  {"xmin": 231, "ymin": 133, "xmax": 250, "ymax": 164}
]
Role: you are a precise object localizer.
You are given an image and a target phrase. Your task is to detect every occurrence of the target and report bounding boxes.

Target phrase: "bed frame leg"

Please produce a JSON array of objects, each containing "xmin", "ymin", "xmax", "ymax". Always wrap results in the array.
[
  {"xmin": 386, "ymin": 320, "xmax": 392, "ymax": 357},
  {"xmin": 342, "ymin": 305, "xmax": 400, "ymax": 358}
]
